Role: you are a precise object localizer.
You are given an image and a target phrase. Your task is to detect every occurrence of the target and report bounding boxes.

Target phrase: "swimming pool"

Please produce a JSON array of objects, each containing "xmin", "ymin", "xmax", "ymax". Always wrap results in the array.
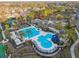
[
  {"xmin": 18, "ymin": 26, "xmax": 58, "ymax": 53},
  {"xmin": 38, "ymin": 34, "xmax": 53, "ymax": 48},
  {"xmin": 18, "ymin": 26, "xmax": 40, "ymax": 39}
]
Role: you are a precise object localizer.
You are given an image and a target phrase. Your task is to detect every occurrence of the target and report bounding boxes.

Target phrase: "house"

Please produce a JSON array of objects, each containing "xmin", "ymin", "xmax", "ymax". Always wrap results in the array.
[{"xmin": 10, "ymin": 32, "xmax": 23, "ymax": 48}]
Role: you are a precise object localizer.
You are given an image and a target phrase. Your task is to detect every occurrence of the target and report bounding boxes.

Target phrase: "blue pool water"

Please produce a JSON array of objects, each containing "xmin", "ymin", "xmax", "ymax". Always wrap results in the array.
[
  {"xmin": 38, "ymin": 34, "xmax": 53, "ymax": 48},
  {"xmin": 20, "ymin": 27, "xmax": 40, "ymax": 38},
  {"xmin": 19, "ymin": 27, "xmax": 55, "ymax": 49}
]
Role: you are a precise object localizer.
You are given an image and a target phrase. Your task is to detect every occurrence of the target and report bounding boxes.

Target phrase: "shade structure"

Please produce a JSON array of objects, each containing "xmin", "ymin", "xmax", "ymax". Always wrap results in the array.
[{"xmin": 51, "ymin": 34, "xmax": 60, "ymax": 43}]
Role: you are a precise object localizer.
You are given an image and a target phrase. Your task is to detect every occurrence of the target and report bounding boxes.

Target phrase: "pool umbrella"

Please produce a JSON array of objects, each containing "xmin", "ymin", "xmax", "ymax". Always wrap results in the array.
[{"xmin": 51, "ymin": 34, "xmax": 60, "ymax": 43}]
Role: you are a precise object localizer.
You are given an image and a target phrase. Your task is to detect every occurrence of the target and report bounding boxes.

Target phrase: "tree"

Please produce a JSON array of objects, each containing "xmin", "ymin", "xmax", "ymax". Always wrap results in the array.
[
  {"xmin": 56, "ymin": 6, "xmax": 65, "ymax": 13},
  {"xmin": 18, "ymin": 16, "xmax": 23, "ymax": 21},
  {"xmin": 0, "ymin": 29, "xmax": 2, "ymax": 33},
  {"xmin": 55, "ymin": 22, "xmax": 63, "ymax": 30},
  {"xmin": 64, "ymin": 25, "xmax": 77, "ymax": 46},
  {"xmin": 26, "ymin": 15, "xmax": 31, "ymax": 24},
  {"xmin": 47, "ymin": 2, "xmax": 56, "ymax": 9},
  {"xmin": 56, "ymin": 14, "xmax": 64, "ymax": 20},
  {"xmin": 19, "ymin": 31, "xmax": 24, "ymax": 39},
  {"xmin": 39, "ymin": 9, "xmax": 52, "ymax": 19},
  {"xmin": 64, "ymin": 6, "xmax": 74, "ymax": 26},
  {"xmin": 4, "ymin": 30, "xmax": 10, "ymax": 39},
  {"xmin": 27, "ymin": 11, "xmax": 35, "ymax": 20},
  {"xmin": 4, "ymin": 23, "xmax": 9, "ymax": 30}
]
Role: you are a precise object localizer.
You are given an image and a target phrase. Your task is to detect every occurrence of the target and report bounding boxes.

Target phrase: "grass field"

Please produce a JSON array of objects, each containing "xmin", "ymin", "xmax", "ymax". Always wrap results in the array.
[{"xmin": 0, "ymin": 44, "xmax": 6, "ymax": 58}]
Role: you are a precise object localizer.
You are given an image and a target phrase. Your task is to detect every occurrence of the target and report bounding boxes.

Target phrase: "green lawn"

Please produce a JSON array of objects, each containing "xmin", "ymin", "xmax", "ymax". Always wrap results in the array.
[{"xmin": 0, "ymin": 44, "xmax": 6, "ymax": 58}]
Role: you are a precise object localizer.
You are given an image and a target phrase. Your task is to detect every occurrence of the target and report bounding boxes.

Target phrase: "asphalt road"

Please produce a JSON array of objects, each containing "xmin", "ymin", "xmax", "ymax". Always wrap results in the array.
[{"xmin": 70, "ymin": 29, "xmax": 79, "ymax": 58}]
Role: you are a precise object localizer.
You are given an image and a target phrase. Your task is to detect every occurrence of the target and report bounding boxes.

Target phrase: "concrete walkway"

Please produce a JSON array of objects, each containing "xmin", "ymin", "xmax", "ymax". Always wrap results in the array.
[
  {"xmin": 1, "ymin": 31, "xmax": 8, "ymax": 43},
  {"xmin": 48, "ymin": 27, "xmax": 59, "ymax": 33},
  {"xmin": 32, "ymin": 45, "xmax": 61, "ymax": 57},
  {"xmin": 70, "ymin": 29, "xmax": 79, "ymax": 58}
]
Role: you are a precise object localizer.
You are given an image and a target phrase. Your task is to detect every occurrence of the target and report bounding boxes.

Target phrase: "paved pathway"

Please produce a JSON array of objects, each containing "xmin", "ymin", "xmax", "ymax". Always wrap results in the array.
[
  {"xmin": 48, "ymin": 27, "xmax": 59, "ymax": 33},
  {"xmin": 70, "ymin": 29, "xmax": 79, "ymax": 58},
  {"xmin": 32, "ymin": 45, "xmax": 61, "ymax": 57}
]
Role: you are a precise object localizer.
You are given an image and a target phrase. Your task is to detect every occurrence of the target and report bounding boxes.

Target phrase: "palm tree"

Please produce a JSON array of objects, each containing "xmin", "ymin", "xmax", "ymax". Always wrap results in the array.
[
  {"xmin": 4, "ymin": 30, "xmax": 10, "ymax": 39},
  {"xmin": 26, "ymin": 15, "xmax": 31, "ymax": 24}
]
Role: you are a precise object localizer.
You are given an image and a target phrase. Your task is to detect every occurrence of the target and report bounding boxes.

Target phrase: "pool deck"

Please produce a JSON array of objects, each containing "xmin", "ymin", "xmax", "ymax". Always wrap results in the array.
[
  {"xmin": 14, "ymin": 26, "xmax": 60, "ymax": 57},
  {"xmin": 32, "ymin": 45, "xmax": 61, "ymax": 57},
  {"xmin": 32, "ymin": 32, "xmax": 58, "ymax": 50},
  {"xmin": 21, "ymin": 27, "xmax": 55, "ymax": 41}
]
